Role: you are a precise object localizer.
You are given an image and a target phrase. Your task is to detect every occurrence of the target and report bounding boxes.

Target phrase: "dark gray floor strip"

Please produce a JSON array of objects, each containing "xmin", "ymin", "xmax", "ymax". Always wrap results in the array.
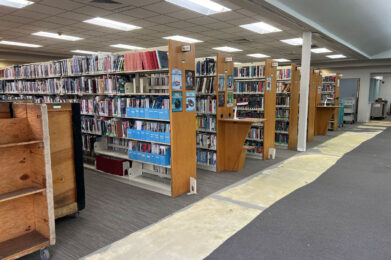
[{"xmin": 206, "ymin": 126, "xmax": 391, "ymax": 260}]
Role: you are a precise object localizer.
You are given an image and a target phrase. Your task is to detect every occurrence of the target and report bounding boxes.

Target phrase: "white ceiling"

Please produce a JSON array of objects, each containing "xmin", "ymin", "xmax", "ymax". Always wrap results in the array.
[
  {"xmin": 265, "ymin": 0, "xmax": 391, "ymax": 59},
  {"xmin": 0, "ymin": 0, "xmax": 370, "ymax": 64}
]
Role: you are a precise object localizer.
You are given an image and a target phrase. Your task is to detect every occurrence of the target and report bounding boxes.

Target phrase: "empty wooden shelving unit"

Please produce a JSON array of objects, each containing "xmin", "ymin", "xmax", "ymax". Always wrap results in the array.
[{"xmin": 0, "ymin": 103, "xmax": 55, "ymax": 259}]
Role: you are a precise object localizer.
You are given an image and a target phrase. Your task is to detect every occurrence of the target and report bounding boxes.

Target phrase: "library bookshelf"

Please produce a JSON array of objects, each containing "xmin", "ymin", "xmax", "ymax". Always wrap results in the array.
[
  {"xmin": 195, "ymin": 56, "xmax": 217, "ymax": 172},
  {"xmin": 319, "ymin": 72, "xmax": 340, "ymax": 131},
  {"xmin": 0, "ymin": 103, "xmax": 55, "ymax": 259},
  {"xmin": 0, "ymin": 40, "xmax": 196, "ymax": 198},
  {"xmin": 275, "ymin": 64, "xmax": 300, "ymax": 150},
  {"xmin": 234, "ymin": 60, "xmax": 277, "ymax": 160}
]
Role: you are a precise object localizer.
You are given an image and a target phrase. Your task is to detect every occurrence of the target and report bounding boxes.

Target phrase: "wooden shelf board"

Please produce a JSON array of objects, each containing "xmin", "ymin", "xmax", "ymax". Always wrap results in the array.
[
  {"xmin": 105, "ymin": 135, "xmax": 171, "ymax": 146},
  {"xmin": 234, "ymin": 92, "xmax": 264, "ymax": 95},
  {"xmin": 0, "ymin": 140, "xmax": 42, "ymax": 149},
  {"xmin": 0, "ymin": 68, "xmax": 169, "ymax": 81},
  {"xmin": 0, "ymin": 187, "xmax": 45, "ymax": 203},
  {"xmin": 220, "ymin": 118, "xmax": 266, "ymax": 123},
  {"xmin": 196, "ymin": 146, "xmax": 216, "ymax": 151},
  {"xmin": 196, "ymin": 163, "xmax": 217, "ymax": 172},
  {"xmin": 94, "ymin": 149, "xmax": 171, "ymax": 168},
  {"xmin": 80, "ymin": 114, "xmax": 170, "ymax": 122},
  {"xmin": 246, "ymin": 153, "xmax": 263, "ymax": 160},
  {"xmin": 196, "ymin": 129, "xmax": 216, "ymax": 133},
  {"xmin": 87, "ymin": 165, "xmax": 171, "ymax": 196},
  {"xmin": 0, "ymin": 231, "xmax": 49, "ymax": 260}
]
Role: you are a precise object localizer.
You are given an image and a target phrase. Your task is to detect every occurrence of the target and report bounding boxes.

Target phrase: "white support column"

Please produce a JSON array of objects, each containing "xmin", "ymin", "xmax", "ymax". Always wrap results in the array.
[{"xmin": 297, "ymin": 31, "xmax": 312, "ymax": 152}]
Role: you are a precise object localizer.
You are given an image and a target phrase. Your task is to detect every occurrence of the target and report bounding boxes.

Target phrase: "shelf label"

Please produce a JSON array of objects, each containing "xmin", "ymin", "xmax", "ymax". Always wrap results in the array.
[
  {"xmin": 272, "ymin": 62, "xmax": 278, "ymax": 67},
  {"xmin": 181, "ymin": 45, "xmax": 191, "ymax": 52},
  {"xmin": 225, "ymin": 57, "xmax": 233, "ymax": 62}
]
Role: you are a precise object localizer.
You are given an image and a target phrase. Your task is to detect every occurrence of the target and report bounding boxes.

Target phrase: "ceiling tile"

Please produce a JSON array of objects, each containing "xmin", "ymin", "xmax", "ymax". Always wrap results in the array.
[{"xmin": 120, "ymin": 7, "xmax": 160, "ymax": 19}]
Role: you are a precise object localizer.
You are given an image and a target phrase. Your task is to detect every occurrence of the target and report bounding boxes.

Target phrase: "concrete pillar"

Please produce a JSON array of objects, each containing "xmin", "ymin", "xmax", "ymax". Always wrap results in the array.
[{"xmin": 297, "ymin": 31, "xmax": 312, "ymax": 151}]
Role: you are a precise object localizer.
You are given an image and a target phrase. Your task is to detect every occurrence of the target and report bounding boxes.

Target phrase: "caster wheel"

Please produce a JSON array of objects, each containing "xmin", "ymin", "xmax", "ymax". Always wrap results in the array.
[
  {"xmin": 40, "ymin": 248, "xmax": 50, "ymax": 260},
  {"xmin": 70, "ymin": 211, "xmax": 80, "ymax": 218}
]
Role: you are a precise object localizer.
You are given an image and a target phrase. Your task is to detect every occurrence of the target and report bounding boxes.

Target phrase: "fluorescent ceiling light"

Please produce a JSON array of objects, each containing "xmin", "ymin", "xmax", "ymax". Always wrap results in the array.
[
  {"xmin": 327, "ymin": 54, "xmax": 346, "ymax": 59},
  {"xmin": 213, "ymin": 46, "xmax": 242, "ymax": 52},
  {"xmin": 83, "ymin": 17, "xmax": 141, "ymax": 31},
  {"xmin": 311, "ymin": 48, "xmax": 332, "ymax": 53},
  {"xmin": 163, "ymin": 35, "xmax": 203, "ymax": 43},
  {"xmin": 71, "ymin": 50, "xmax": 98, "ymax": 55},
  {"xmin": 240, "ymin": 22, "xmax": 281, "ymax": 34},
  {"xmin": 110, "ymin": 44, "xmax": 144, "ymax": 50},
  {"xmin": 165, "ymin": 0, "xmax": 231, "ymax": 15},
  {"xmin": 0, "ymin": 0, "xmax": 33, "ymax": 8},
  {"xmin": 32, "ymin": 31, "xmax": 83, "ymax": 41},
  {"xmin": 234, "ymin": 62, "xmax": 242, "ymax": 65},
  {"xmin": 247, "ymin": 53, "xmax": 270, "ymax": 58},
  {"xmin": 0, "ymin": 40, "xmax": 41, "ymax": 48},
  {"xmin": 274, "ymin": 58, "xmax": 290, "ymax": 62},
  {"xmin": 281, "ymin": 38, "xmax": 303, "ymax": 46}
]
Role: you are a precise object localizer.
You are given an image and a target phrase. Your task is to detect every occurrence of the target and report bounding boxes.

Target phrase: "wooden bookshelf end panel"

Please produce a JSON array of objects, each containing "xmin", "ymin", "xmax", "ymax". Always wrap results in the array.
[
  {"xmin": 288, "ymin": 64, "xmax": 300, "ymax": 150},
  {"xmin": 263, "ymin": 59, "xmax": 277, "ymax": 160},
  {"xmin": 168, "ymin": 40, "xmax": 197, "ymax": 197},
  {"xmin": 47, "ymin": 104, "xmax": 77, "ymax": 209}
]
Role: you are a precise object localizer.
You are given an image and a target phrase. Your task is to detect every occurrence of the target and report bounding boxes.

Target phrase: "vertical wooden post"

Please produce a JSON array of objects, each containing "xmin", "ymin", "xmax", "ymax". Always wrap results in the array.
[
  {"xmin": 288, "ymin": 64, "xmax": 300, "ymax": 150},
  {"xmin": 216, "ymin": 52, "xmax": 234, "ymax": 172},
  {"xmin": 263, "ymin": 59, "xmax": 277, "ymax": 160},
  {"xmin": 168, "ymin": 40, "xmax": 196, "ymax": 197}
]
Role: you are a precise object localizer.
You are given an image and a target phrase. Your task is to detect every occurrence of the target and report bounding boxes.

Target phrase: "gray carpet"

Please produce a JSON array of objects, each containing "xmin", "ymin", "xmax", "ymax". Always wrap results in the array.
[
  {"xmin": 22, "ymin": 125, "xmax": 351, "ymax": 259},
  {"xmin": 207, "ymin": 126, "xmax": 391, "ymax": 260}
]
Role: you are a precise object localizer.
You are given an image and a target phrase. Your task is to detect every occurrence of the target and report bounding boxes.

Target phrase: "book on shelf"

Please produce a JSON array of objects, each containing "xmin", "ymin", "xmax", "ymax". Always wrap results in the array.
[
  {"xmin": 276, "ymin": 68, "xmax": 291, "ymax": 80},
  {"xmin": 234, "ymin": 65, "xmax": 265, "ymax": 78},
  {"xmin": 196, "ymin": 77, "xmax": 215, "ymax": 93},
  {"xmin": 197, "ymin": 150, "xmax": 216, "ymax": 166},
  {"xmin": 196, "ymin": 58, "xmax": 216, "ymax": 76}
]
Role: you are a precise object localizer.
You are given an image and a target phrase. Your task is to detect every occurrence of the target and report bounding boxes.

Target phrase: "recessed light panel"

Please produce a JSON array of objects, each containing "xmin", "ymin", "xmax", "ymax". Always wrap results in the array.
[
  {"xmin": 163, "ymin": 35, "xmax": 203, "ymax": 43},
  {"xmin": 0, "ymin": 0, "xmax": 33, "ymax": 8},
  {"xmin": 71, "ymin": 50, "xmax": 98, "ymax": 55},
  {"xmin": 247, "ymin": 53, "xmax": 270, "ymax": 58},
  {"xmin": 165, "ymin": 0, "xmax": 231, "ymax": 15},
  {"xmin": 110, "ymin": 44, "xmax": 144, "ymax": 50},
  {"xmin": 32, "ymin": 31, "xmax": 83, "ymax": 41},
  {"xmin": 84, "ymin": 17, "xmax": 141, "ymax": 31},
  {"xmin": 327, "ymin": 54, "xmax": 346, "ymax": 59},
  {"xmin": 0, "ymin": 40, "xmax": 41, "ymax": 48},
  {"xmin": 311, "ymin": 48, "xmax": 332, "ymax": 53},
  {"xmin": 281, "ymin": 38, "xmax": 303, "ymax": 46},
  {"xmin": 274, "ymin": 58, "xmax": 290, "ymax": 62},
  {"xmin": 240, "ymin": 22, "xmax": 281, "ymax": 34},
  {"xmin": 213, "ymin": 46, "xmax": 242, "ymax": 52}
]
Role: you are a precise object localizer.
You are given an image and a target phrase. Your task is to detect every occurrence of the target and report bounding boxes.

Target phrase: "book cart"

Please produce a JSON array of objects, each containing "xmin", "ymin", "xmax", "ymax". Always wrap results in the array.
[
  {"xmin": 234, "ymin": 60, "xmax": 277, "ymax": 160},
  {"xmin": 275, "ymin": 64, "xmax": 301, "ymax": 150},
  {"xmin": 0, "ymin": 103, "xmax": 55, "ymax": 260}
]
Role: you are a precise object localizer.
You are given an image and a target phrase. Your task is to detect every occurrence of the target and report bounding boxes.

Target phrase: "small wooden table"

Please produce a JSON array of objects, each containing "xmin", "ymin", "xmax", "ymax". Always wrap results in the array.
[
  {"xmin": 315, "ymin": 106, "xmax": 339, "ymax": 135},
  {"xmin": 218, "ymin": 118, "xmax": 266, "ymax": 172}
]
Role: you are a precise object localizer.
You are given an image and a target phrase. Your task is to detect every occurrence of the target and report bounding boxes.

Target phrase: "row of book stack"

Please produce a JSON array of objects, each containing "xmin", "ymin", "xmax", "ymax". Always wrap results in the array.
[{"xmin": 0, "ymin": 51, "xmax": 168, "ymax": 79}]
